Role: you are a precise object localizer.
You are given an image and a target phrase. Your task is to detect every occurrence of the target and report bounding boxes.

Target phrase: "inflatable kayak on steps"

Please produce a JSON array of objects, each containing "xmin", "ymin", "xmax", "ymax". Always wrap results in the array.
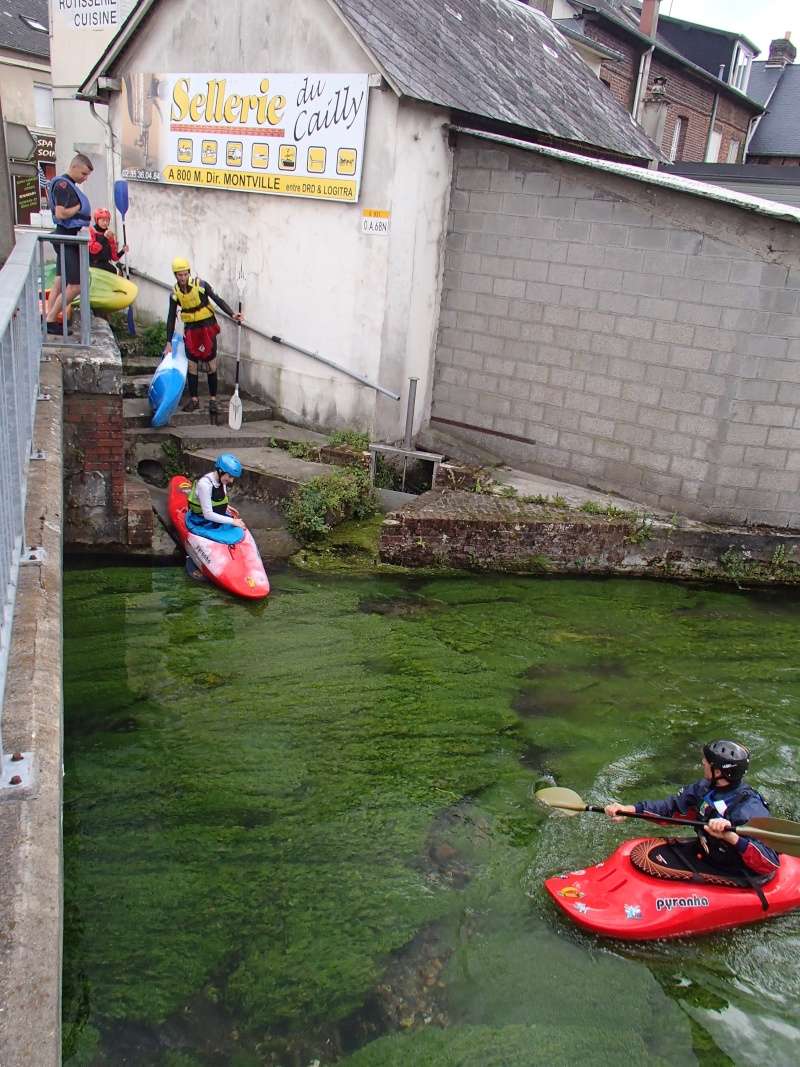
[
  {"xmin": 167, "ymin": 476, "xmax": 270, "ymax": 600},
  {"xmin": 544, "ymin": 837, "xmax": 800, "ymax": 940}
]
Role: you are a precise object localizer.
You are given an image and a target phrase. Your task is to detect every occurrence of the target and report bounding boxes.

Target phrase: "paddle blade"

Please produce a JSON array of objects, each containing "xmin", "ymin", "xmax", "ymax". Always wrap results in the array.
[
  {"xmin": 126, "ymin": 304, "xmax": 136, "ymax": 336},
  {"xmin": 228, "ymin": 388, "xmax": 243, "ymax": 430},
  {"xmin": 739, "ymin": 826, "xmax": 800, "ymax": 858},
  {"xmin": 535, "ymin": 786, "xmax": 586, "ymax": 816},
  {"xmin": 746, "ymin": 815, "xmax": 800, "ymax": 836},
  {"xmin": 114, "ymin": 179, "xmax": 129, "ymax": 217}
]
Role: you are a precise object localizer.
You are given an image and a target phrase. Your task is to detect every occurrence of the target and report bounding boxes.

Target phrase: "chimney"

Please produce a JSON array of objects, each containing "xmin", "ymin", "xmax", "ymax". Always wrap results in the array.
[
  {"xmin": 766, "ymin": 32, "xmax": 796, "ymax": 67},
  {"xmin": 640, "ymin": 0, "xmax": 661, "ymax": 39}
]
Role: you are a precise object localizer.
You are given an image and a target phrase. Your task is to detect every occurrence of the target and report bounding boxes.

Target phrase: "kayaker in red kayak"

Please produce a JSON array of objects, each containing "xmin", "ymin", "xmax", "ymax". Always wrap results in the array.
[
  {"xmin": 605, "ymin": 740, "xmax": 780, "ymax": 877},
  {"xmin": 184, "ymin": 454, "xmax": 245, "ymax": 580}
]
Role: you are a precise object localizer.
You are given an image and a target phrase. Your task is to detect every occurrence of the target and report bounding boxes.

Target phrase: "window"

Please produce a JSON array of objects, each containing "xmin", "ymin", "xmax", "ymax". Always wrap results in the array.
[
  {"xmin": 726, "ymin": 139, "xmax": 741, "ymax": 164},
  {"xmin": 669, "ymin": 116, "xmax": 687, "ymax": 162},
  {"xmin": 705, "ymin": 128, "xmax": 723, "ymax": 163},
  {"xmin": 730, "ymin": 45, "xmax": 752, "ymax": 93},
  {"xmin": 33, "ymin": 84, "xmax": 54, "ymax": 130}
]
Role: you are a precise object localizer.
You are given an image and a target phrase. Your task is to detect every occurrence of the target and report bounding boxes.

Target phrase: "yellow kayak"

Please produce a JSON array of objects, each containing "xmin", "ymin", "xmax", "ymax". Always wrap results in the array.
[{"xmin": 42, "ymin": 263, "xmax": 138, "ymax": 311}]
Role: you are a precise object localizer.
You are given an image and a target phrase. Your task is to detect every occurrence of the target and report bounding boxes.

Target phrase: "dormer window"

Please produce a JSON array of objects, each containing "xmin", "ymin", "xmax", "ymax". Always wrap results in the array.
[{"xmin": 730, "ymin": 42, "xmax": 753, "ymax": 93}]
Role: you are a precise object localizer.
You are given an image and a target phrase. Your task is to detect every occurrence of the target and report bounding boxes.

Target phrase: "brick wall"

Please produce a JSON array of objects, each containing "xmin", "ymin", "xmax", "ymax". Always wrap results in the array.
[
  {"xmin": 590, "ymin": 25, "xmax": 640, "ymax": 112},
  {"xmin": 62, "ymin": 321, "xmax": 129, "ymax": 546},
  {"xmin": 430, "ymin": 134, "xmax": 800, "ymax": 528},
  {"xmin": 582, "ymin": 21, "xmax": 756, "ymax": 164}
]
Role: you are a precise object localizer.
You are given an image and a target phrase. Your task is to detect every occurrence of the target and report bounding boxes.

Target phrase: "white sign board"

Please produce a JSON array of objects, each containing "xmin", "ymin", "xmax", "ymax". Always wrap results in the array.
[
  {"xmin": 52, "ymin": 0, "xmax": 126, "ymax": 32},
  {"xmin": 361, "ymin": 210, "xmax": 390, "ymax": 234},
  {"xmin": 121, "ymin": 73, "xmax": 370, "ymax": 204}
]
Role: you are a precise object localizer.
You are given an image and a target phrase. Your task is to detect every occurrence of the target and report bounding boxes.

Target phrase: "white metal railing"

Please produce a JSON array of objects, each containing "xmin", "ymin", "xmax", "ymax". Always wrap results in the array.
[
  {"xmin": 1, "ymin": 230, "xmax": 89, "ymax": 788},
  {"xmin": 0, "ymin": 232, "xmax": 42, "ymax": 783}
]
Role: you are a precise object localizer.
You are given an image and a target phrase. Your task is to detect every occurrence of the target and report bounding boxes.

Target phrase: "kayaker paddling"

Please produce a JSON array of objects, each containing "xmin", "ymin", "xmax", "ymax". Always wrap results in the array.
[{"xmin": 605, "ymin": 740, "xmax": 780, "ymax": 877}]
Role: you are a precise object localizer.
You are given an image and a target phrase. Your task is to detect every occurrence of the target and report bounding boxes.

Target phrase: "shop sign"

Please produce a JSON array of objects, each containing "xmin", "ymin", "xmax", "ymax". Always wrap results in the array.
[
  {"xmin": 14, "ymin": 176, "xmax": 39, "ymax": 224},
  {"xmin": 121, "ymin": 73, "xmax": 370, "ymax": 204},
  {"xmin": 36, "ymin": 135, "xmax": 56, "ymax": 162},
  {"xmin": 53, "ymin": 0, "xmax": 123, "ymax": 32}
]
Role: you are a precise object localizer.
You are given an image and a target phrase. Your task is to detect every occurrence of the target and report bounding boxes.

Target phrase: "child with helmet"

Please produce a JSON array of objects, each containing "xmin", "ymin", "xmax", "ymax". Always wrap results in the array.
[
  {"xmin": 88, "ymin": 208, "xmax": 128, "ymax": 274},
  {"xmin": 605, "ymin": 740, "xmax": 780, "ymax": 877},
  {"xmin": 165, "ymin": 257, "xmax": 243, "ymax": 418},
  {"xmin": 184, "ymin": 454, "xmax": 245, "ymax": 579}
]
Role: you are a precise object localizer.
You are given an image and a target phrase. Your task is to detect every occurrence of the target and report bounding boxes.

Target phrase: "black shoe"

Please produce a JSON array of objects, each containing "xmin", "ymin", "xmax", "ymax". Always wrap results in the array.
[
  {"xmin": 46, "ymin": 322, "xmax": 69, "ymax": 336},
  {"xmin": 181, "ymin": 397, "xmax": 200, "ymax": 413}
]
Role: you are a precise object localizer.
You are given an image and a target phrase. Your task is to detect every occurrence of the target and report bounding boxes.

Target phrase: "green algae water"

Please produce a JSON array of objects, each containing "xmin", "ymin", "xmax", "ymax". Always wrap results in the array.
[{"xmin": 62, "ymin": 567, "xmax": 800, "ymax": 1067}]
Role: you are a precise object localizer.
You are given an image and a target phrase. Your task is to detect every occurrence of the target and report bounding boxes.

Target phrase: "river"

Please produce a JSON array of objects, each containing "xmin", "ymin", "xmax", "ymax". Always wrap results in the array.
[{"xmin": 62, "ymin": 566, "xmax": 800, "ymax": 1066}]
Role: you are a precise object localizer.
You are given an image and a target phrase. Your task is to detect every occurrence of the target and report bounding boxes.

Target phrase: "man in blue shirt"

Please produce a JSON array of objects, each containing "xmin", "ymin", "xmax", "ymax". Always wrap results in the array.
[
  {"xmin": 605, "ymin": 740, "xmax": 779, "ymax": 876},
  {"xmin": 46, "ymin": 154, "xmax": 93, "ymax": 334}
]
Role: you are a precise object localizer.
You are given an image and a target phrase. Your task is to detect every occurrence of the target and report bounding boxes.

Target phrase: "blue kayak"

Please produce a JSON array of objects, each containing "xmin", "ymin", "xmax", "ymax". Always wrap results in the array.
[{"xmin": 149, "ymin": 334, "xmax": 188, "ymax": 427}]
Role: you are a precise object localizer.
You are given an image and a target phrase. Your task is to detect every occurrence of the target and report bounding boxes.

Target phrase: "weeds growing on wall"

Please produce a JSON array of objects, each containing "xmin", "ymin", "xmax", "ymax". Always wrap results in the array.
[
  {"xmin": 285, "ymin": 467, "xmax": 378, "ymax": 543},
  {"xmin": 140, "ymin": 321, "xmax": 168, "ymax": 360},
  {"xmin": 328, "ymin": 429, "xmax": 370, "ymax": 451}
]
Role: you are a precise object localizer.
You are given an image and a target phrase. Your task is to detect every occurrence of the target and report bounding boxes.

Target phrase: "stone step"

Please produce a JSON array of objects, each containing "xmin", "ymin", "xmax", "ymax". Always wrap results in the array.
[
  {"xmin": 121, "ymin": 357, "xmax": 161, "ymax": 376},
  {"xmin": 126, "ymin": 418, "xmax": 326, "ymax": 451},
  {"xmin": 123, "ymin": 374, "xmax": 250, "ymax": 400},
  {"xmin": 123, "ymin": 396, "xmax": 273, "ymax": 428},
  {"xmin": 185, "ymin": 445, "xmax": 412, "ymax": 513}
]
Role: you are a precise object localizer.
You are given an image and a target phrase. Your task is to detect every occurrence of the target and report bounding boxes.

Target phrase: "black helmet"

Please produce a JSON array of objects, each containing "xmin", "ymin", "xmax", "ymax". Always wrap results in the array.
[{"xmin": 703, "ymin": 740, "xmax": 750, "ymax": 784}]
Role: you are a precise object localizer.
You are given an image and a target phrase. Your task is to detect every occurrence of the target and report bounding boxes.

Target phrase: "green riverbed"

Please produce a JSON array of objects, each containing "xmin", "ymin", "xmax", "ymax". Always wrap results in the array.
[{"xmin": 63, "ymin": 566, "xmax": 800, "ymax": 1066}]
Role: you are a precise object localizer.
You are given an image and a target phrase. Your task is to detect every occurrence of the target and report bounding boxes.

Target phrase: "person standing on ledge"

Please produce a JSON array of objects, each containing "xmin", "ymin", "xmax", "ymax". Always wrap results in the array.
[
  {"xmin": 165, "ymin": 257, "xmax": 243, "ymax": 419},
  {"xmin": 46, "ymin": 153, "xmax": 93, "ymax": 334}
]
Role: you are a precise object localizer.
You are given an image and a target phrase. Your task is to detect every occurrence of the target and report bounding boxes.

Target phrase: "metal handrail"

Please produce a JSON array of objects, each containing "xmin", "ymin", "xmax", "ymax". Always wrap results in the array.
[
  {"xmin": 130, "ymin": 266, "xmax": 400, "ymax": 401},
  {"xmin": 0, "ymin": 232, "xmax": 42, "ymax": 781},
  {"xmin": 38, "ymin": 233, "xmax": 91, "ymax": 348}
]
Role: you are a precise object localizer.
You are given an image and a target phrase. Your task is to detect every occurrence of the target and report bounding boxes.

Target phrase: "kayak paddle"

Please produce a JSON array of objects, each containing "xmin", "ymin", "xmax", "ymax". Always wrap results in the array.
[
  {"xmin": 113, "ymin": 179, "xmax": 136, "ymax": 336},
  {"xmin": 228, "ymin": 263, "xmax": 245, "ymax": 430},
  {"xmin": 536, "ymin": 786, "xmax": 800, "ymax": 858}
]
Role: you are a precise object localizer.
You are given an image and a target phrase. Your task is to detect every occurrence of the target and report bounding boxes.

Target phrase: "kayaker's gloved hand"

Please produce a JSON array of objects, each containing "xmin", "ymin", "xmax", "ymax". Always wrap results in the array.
[
  {"xmin": 705, "ymin": 817, "xmax": 738, "ymax": 844},
  {"xmin": 605, "ymin": 803, "xmax": 636, "ymax": 822}
]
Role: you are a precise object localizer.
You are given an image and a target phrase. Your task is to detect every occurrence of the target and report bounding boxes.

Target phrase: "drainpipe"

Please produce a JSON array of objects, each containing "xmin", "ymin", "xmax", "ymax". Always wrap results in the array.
[
  {"xmin": 632, "ymin": 45, "xmax": 654, "ymax": 122},
  {"xmin": 88, "ymin": 100, "xmax": 116, "ymax": 221},
  {"xmin": 634, "ymin": 0, "xmax": 661, "ymax": 122}
]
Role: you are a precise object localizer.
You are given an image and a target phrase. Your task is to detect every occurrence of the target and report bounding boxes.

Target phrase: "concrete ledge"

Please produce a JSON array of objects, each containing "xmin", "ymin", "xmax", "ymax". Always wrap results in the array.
[
  {"xmin": 379, "ymin": 489, "xmax": 800, "ymax": 584},
  {"xmin": 0, "ymin": 359, "xmax": 64, "ymax": 1067}
]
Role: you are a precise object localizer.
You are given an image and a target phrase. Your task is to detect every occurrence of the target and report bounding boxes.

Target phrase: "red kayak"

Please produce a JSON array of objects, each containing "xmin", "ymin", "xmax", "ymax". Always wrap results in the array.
[
  {"xmin": 544, "ymin": 837, "xmax": 800, "ymax": 940},
  {"xmin": 167, "ymin": 476, "xmax": 270, "ymax": 600}
]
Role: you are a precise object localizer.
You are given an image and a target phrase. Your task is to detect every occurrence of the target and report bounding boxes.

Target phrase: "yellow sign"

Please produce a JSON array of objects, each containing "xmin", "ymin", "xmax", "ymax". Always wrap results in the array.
[
  {"xmin": 307, "ymin": 146, "xmax": 326, "ymax": 173},
  {"xmin": 123, "ymin": 72, "xmax": 370, "ymax": 204},
  {"xmin": 279, "ymin": 145, "xmax": 297, "ymax": 171},
  {"xmin": 251, "ymin": 143, "xmax": 269, "ymax": 168},
  {"xmin": 162, "ymin": 165, "xmax": 358, "ymax": 201},
  {"xmin": 337, "ymin": 148, "xmax": 357, "ymax": 175}
]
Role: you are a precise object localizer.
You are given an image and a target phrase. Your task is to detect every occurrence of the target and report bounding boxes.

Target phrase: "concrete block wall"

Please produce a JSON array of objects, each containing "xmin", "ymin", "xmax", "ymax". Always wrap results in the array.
[{"xmin": 431, "ymin": 134, "xmax": 800, "ymax": 527}]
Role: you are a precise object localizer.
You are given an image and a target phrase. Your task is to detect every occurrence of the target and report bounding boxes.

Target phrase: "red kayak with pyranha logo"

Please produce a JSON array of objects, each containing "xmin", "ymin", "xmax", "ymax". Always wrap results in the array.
[
  {"xmin": 544, "ymin": 837, "xmax": 800, "ymax": 940},
  {"xmin": 167, "ymin": 476, "xmax": 270, "ymax": 600}
]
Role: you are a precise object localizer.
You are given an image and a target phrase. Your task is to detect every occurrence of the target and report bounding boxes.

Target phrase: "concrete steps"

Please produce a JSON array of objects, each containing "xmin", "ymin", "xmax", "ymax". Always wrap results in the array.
[
  {"xmin": 184, "ymin": 445, "xmax": 412, "ymax": 513},
  {"xmin": 123, "ymin": 396, "xmax": 273, "ymax": 428}
]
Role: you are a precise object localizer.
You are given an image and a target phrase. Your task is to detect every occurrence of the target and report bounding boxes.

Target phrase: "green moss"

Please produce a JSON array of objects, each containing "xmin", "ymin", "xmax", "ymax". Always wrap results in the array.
[
  {"xmin": 329, "ymin": 428, "xmax": 370, "ymax": 451},
  {"xmin": 62, "ymin": 568, "xmax": 800, "ymax": 1065},
  {"xmin": 344, "ymin": 1023, "xmax": 679, "ymax": 1066}
]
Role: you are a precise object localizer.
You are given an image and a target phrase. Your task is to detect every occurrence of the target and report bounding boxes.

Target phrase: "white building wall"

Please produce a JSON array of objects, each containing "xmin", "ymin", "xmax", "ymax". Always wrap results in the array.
[
  {"xmin": 48, "ymin": 0, "xmax": 136, "ymax": 211},
  {"xmin": 104, "ymin": 0, "xmax": 452, "ymax": 437}
]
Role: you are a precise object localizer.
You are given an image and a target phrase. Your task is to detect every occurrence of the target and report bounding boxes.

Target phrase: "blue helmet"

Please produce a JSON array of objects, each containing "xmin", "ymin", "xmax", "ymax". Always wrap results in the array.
[{"xmin": 215, "ymin": 453, "xmax": 242, "ymax": 478}]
